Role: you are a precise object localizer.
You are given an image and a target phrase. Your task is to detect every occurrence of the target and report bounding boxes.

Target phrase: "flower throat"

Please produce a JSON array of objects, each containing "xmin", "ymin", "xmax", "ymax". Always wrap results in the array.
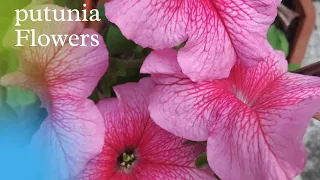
[{"xmin": 117, "ymin": 148, "xmax": 136, "ymax": 170}]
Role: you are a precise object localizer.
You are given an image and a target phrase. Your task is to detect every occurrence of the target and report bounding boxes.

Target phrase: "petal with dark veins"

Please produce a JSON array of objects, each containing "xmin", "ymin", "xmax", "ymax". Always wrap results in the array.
[
  {"xmin": 146, "ymin": 49, "xmax": 320, "ymax": 179},
  {"xmin": 1, "ymin": 5, "xmax": 108, "ymax": 105},
  {"xmin": 207, "ymin": 91, "xmax": 320, "ymax": 180},
  {"xmin": 78, "ymin": 78, "xmax": 215, "ymax": 180},
  {"xmin": 29, "ymin": 98, "xmax": 105, "ymax": 179},
  {"xmin": 106, "ymin": 0, "xmax": 277, "ymax": 81}
]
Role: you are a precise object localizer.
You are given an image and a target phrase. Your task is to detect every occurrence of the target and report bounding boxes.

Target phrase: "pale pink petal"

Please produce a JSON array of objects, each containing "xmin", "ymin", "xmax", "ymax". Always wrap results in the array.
[
  {"xmin": 0, "ymin": 5, "xmax": 108, "ymax": 179},
  {"xmin": 147, "ymin": 51, "xmax": 286, "ymax": 141},
  {"xmin": 227, "ymin": 51, "xmax": 287, "ymax": 105},
  {"xmin": 140, "ymin": 49, "xmax": 188, "ymax": 85},
  {"xmin": 205, "ymin": 60, "xmax": 320, "ymax": 179},
  {"xmin": 106, "ymin": 0, "xmax": 277, "ymax": 81},
  {"xmin": 207, "ymin": 73, "xmax": 320, "ymax": 179},
  {"xmin": 140, "ymin": 49, "xmax": 184, "ymax": 76},
  {"xmin": 29, "ymin": 98, "xmax": 105, "ymax": 179},
  {"xmin": 78, "ymin": 78, "xmax": 215, "ymax": 179},
  {"xmin": 206, "ymin": 98, "xmax": 318, "ymax": 180},
  {"xmin": 146, "ymin": 49, "xmax": 231, "ymax": 141},
  {"xmin": 149, "ymin": 79, "xmax": 230, "ymax": 141},
  {"xmin": 147, "ymin": 50, "xmax": 320, "ymax": 179},
  {"xmin": 105, "ymin": 1, "xmax": 188, "ymax": 49},
  {"xmin": 1, "ymin": 5, "xmax": 108, "ymax": 105}
]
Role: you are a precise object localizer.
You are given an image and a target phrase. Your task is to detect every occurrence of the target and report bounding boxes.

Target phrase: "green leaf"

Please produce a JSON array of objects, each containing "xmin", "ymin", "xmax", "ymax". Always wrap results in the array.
[
  {"xmin": 106, "ymin": 25, "xmax": 137, "ymax": 54},
  {"xmin": 89, "ymin": 89, "xmax": 100, "ymax": 103},
  {"xmin": 4, "ymin": 50, "xmax": 19, "ymax": 73},
  {"xmin": 267, "ymin": 25, "xmax": 289, "ymax": 57},
  {"xmin": 6, "ymin": 88, "xmax": 37, "ymax": 108},
  {"xmin": 0, "ymin": 0, "xmax": 31, "ymax": 18},
  {"xmin": 0, "ymin": 17, "xmax": 12, "ymax": 52},
  {"xmin": 288, "ymin": 63, "xmax": 300, "ymax": 72},
  {"xmin": 1, "ymin": 50, "xmax": 37, "ymax": 107},
  {"xmin": 97, "ymin": 3, "xmax": 107, "ymax": 21},
  {"xmin": 195, "ymin": 152, "xmax": 208, "ymax": 168},
  {"xmin": 173, "ymin": 42, "xmax": 186, "ymax": 51}
]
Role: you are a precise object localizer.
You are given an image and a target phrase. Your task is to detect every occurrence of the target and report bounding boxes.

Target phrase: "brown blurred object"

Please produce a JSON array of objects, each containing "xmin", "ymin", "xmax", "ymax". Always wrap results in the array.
[
  {"xmin": 277, "ymin": 3, "xmax": 300, "ymax": 31},
  {"xmin": 81, "ymin": 0, "xmax": 106, "ymax": 32},
  {"xmin": 82, "ymin": 0, "xmax": 95, "ymax": 27},
  {"xmin": 287, "ymin": 0, "xmax": 316, "ymax": 65},
  {"xmin": 293, "ymin": 61, "xmax": 320, "ymax": 76},
  {"xmin": 293, "ymin": 62, "xmax": 320, "ymax": 120},
  {"xmin": 314, "ymin": 113, "xmax": 320, "ymax": 121}
]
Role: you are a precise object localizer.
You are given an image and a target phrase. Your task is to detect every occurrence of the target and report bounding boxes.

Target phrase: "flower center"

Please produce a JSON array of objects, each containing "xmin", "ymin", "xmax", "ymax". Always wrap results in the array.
[
  {"xmin": 235, "ymin": 91, "xmax": 249, "ymax": 104},
  {"xmin": 117, "ymin": 149, "xmax": 136, "ymax": 170}
]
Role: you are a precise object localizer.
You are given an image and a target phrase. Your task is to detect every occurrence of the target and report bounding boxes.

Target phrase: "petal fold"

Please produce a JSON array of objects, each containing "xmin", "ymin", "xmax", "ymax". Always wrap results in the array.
[
  {"xmin": 79, "ymin": 78, "xmax": 215, "ymax": 179},
  {"xmin": 29, "ymin": 98, "xmax": 105, "ymax": 179},
  {"xmin": 2, "ymin": 5, "xmax": 109, "ymax": 104},
  {"xmin": 106, "ymin": 0, "xmax": 278, "ymax": 81},
  {"xmin": 146, "ymin": 49, "xmax": 320, "ymax": 179}
]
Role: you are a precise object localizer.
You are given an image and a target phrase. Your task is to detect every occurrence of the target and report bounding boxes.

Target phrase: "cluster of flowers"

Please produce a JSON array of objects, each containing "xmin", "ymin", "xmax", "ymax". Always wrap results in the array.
[{"xmin": 2, "ymin": 0, "xmax": 320, "ymax": 180}]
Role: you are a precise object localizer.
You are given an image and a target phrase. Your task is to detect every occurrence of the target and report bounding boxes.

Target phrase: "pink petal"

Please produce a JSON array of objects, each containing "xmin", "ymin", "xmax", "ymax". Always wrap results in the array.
[
  {"xmin": 149, "ymin": 79, "xmax": 229, "ymax": 141},
  {"xmin": 141, "ymin": 49, "xmax": 184, "ymax": 77},
  {"xmin": 78, "ymin": 78, "xmax": 215, "ymax": 179},
  {"xmin": 207, "ymin": 73, "xmax": 320, "ymax": 179},
  {"xmin": 147, "ymin": 50, "xmax": 286, "ymax": 141},
  {"xmin": 206, "ymin": 100, "xmax": 317, "ymax": 180},
  {"xmin": 0, "ymin": 5, "xmax": 109, "ymax": 179},
  {"xmin": 105, "ymin": 0, "xmax": 277, "ymax": 81},
  {"xmin": 141, "ymin": 49, "xmax": 189, "ymax": 85},
  {"xmin": 275, "ymin": 0, "xmax": 282, "ymax": 5},
  {"xmin": 1, "ymin": 5, "xmax": 108, "ymax": 106},
  {"xmin": 147, "ymin": 50, "xmax": 320, "ymax": 179},
  {"xmin": 29, "ymin": 98, "xmax": 105, "ymax": 179}
]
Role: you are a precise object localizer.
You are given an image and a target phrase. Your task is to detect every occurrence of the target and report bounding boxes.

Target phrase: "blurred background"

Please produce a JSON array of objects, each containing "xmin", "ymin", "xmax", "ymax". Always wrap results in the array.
[
  {"xmin": 293, "ymin": 0, "xmax": 320, "ymax": 180},
  {"xmin": 0, "ymin": 0, "xmax": 320, "ymax": 179}
]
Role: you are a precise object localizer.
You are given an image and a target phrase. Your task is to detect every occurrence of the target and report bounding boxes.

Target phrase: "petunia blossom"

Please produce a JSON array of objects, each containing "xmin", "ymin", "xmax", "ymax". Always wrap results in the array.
[
  {"xmin": 105, "ymin": 0, "xmax": 280, "ymax": 82},
  {"xmin": 141, "ymin": 49, "xmax": 320, "ymax": 180},
  {"xmin": 1, "ymin": 5, "xmax": 108, "ymax": 179},
  {"xmin": 77, "ymin": 78, "xmax": 215, "ymax": 180}
]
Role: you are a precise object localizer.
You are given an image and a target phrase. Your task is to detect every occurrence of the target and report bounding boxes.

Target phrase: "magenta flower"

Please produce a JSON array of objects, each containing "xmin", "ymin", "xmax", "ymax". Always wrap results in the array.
[
  {"xmin": 77, "ymin": 78, "xmax": 215, "ymax": 180},
  {"xmin": 141, "ymin": 49, "xmax": 320, "ymax": 180},
  {"xmin": 105, "ymin": 0, "xmax": 280, "ymax": 81},
  {"xmin": 1, "ymin": 5, "xmax": 108, "ymax": 179}
]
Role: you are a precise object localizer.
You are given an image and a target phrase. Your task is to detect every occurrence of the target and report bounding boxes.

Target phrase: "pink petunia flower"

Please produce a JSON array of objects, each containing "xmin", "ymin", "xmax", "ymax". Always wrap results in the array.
[
  {"xmin": 1, "ymin": 5, "xmax": 108, "ymax": 179},
  {"xmin": 141, "ymin": 49, "xmax": 320, "ymax": 180},
  {"xmin": 77, "ymin": 78, "xmax": 215, "ymax": 180},
  {"xmin": 105, "ymin": 0, "xmax": 280, "ymax": 82}
]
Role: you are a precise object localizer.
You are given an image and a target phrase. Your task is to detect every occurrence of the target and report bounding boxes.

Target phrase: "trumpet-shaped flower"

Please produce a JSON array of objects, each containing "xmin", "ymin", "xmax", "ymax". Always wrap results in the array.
[
  {"xmin": 77, "ymin": 78, "xmax": 215, "ymax": 180},
  {"xmin": 105, "ymin": 0, "xmax": 280, "ymax": 81},
  {"xmin": 1, "ymin": 5, "xmax": 108, "ymax": 179},
  {"xmin": 141, "ymin": 49, "xmax": 320, "ymax": 180}
]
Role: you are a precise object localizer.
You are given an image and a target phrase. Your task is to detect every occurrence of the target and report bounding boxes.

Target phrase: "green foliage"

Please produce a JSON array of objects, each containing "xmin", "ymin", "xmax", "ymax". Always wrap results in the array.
[
  {"xmin": 6, "ymin": 88, "xmax": 37, "ymax": 108},
  {"xmin": 0, "ymin": 50, "xmax": 37, "ymax": 108},
  {"xmin": 0, "ymin": 18, "xmax": 12, "ymax": 52},
  {"xmin": 54, "ymin": 0, "xmax": 84, "ymax": 10},
  {"xmin": 0, "ymin": 0, "xmax": 31, "ymax": 18},
  {"xmin": 173, "ymin": 42, "xmax": 186, "ymax": 51},
  {"xmin": 267, "ymin": 25, "xmax": 289, "ymax": 57},
  {"xmin": 106, "ymin": 25, "xmax": 137, "ymax": 54},
  {"xmin": 195, "ymin": 152, "xmax": 208, "ymax": 168},
  {"xmin": 288, "ymin": 63, "xmax": 300, "ymax": 72},
  {"xmin": 89, "ymin": 58, "xmax": 146, "ymax": 101},
  {"xmin": 97, "ymin": 3, "xmax": 107, "ymax": 21}
]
